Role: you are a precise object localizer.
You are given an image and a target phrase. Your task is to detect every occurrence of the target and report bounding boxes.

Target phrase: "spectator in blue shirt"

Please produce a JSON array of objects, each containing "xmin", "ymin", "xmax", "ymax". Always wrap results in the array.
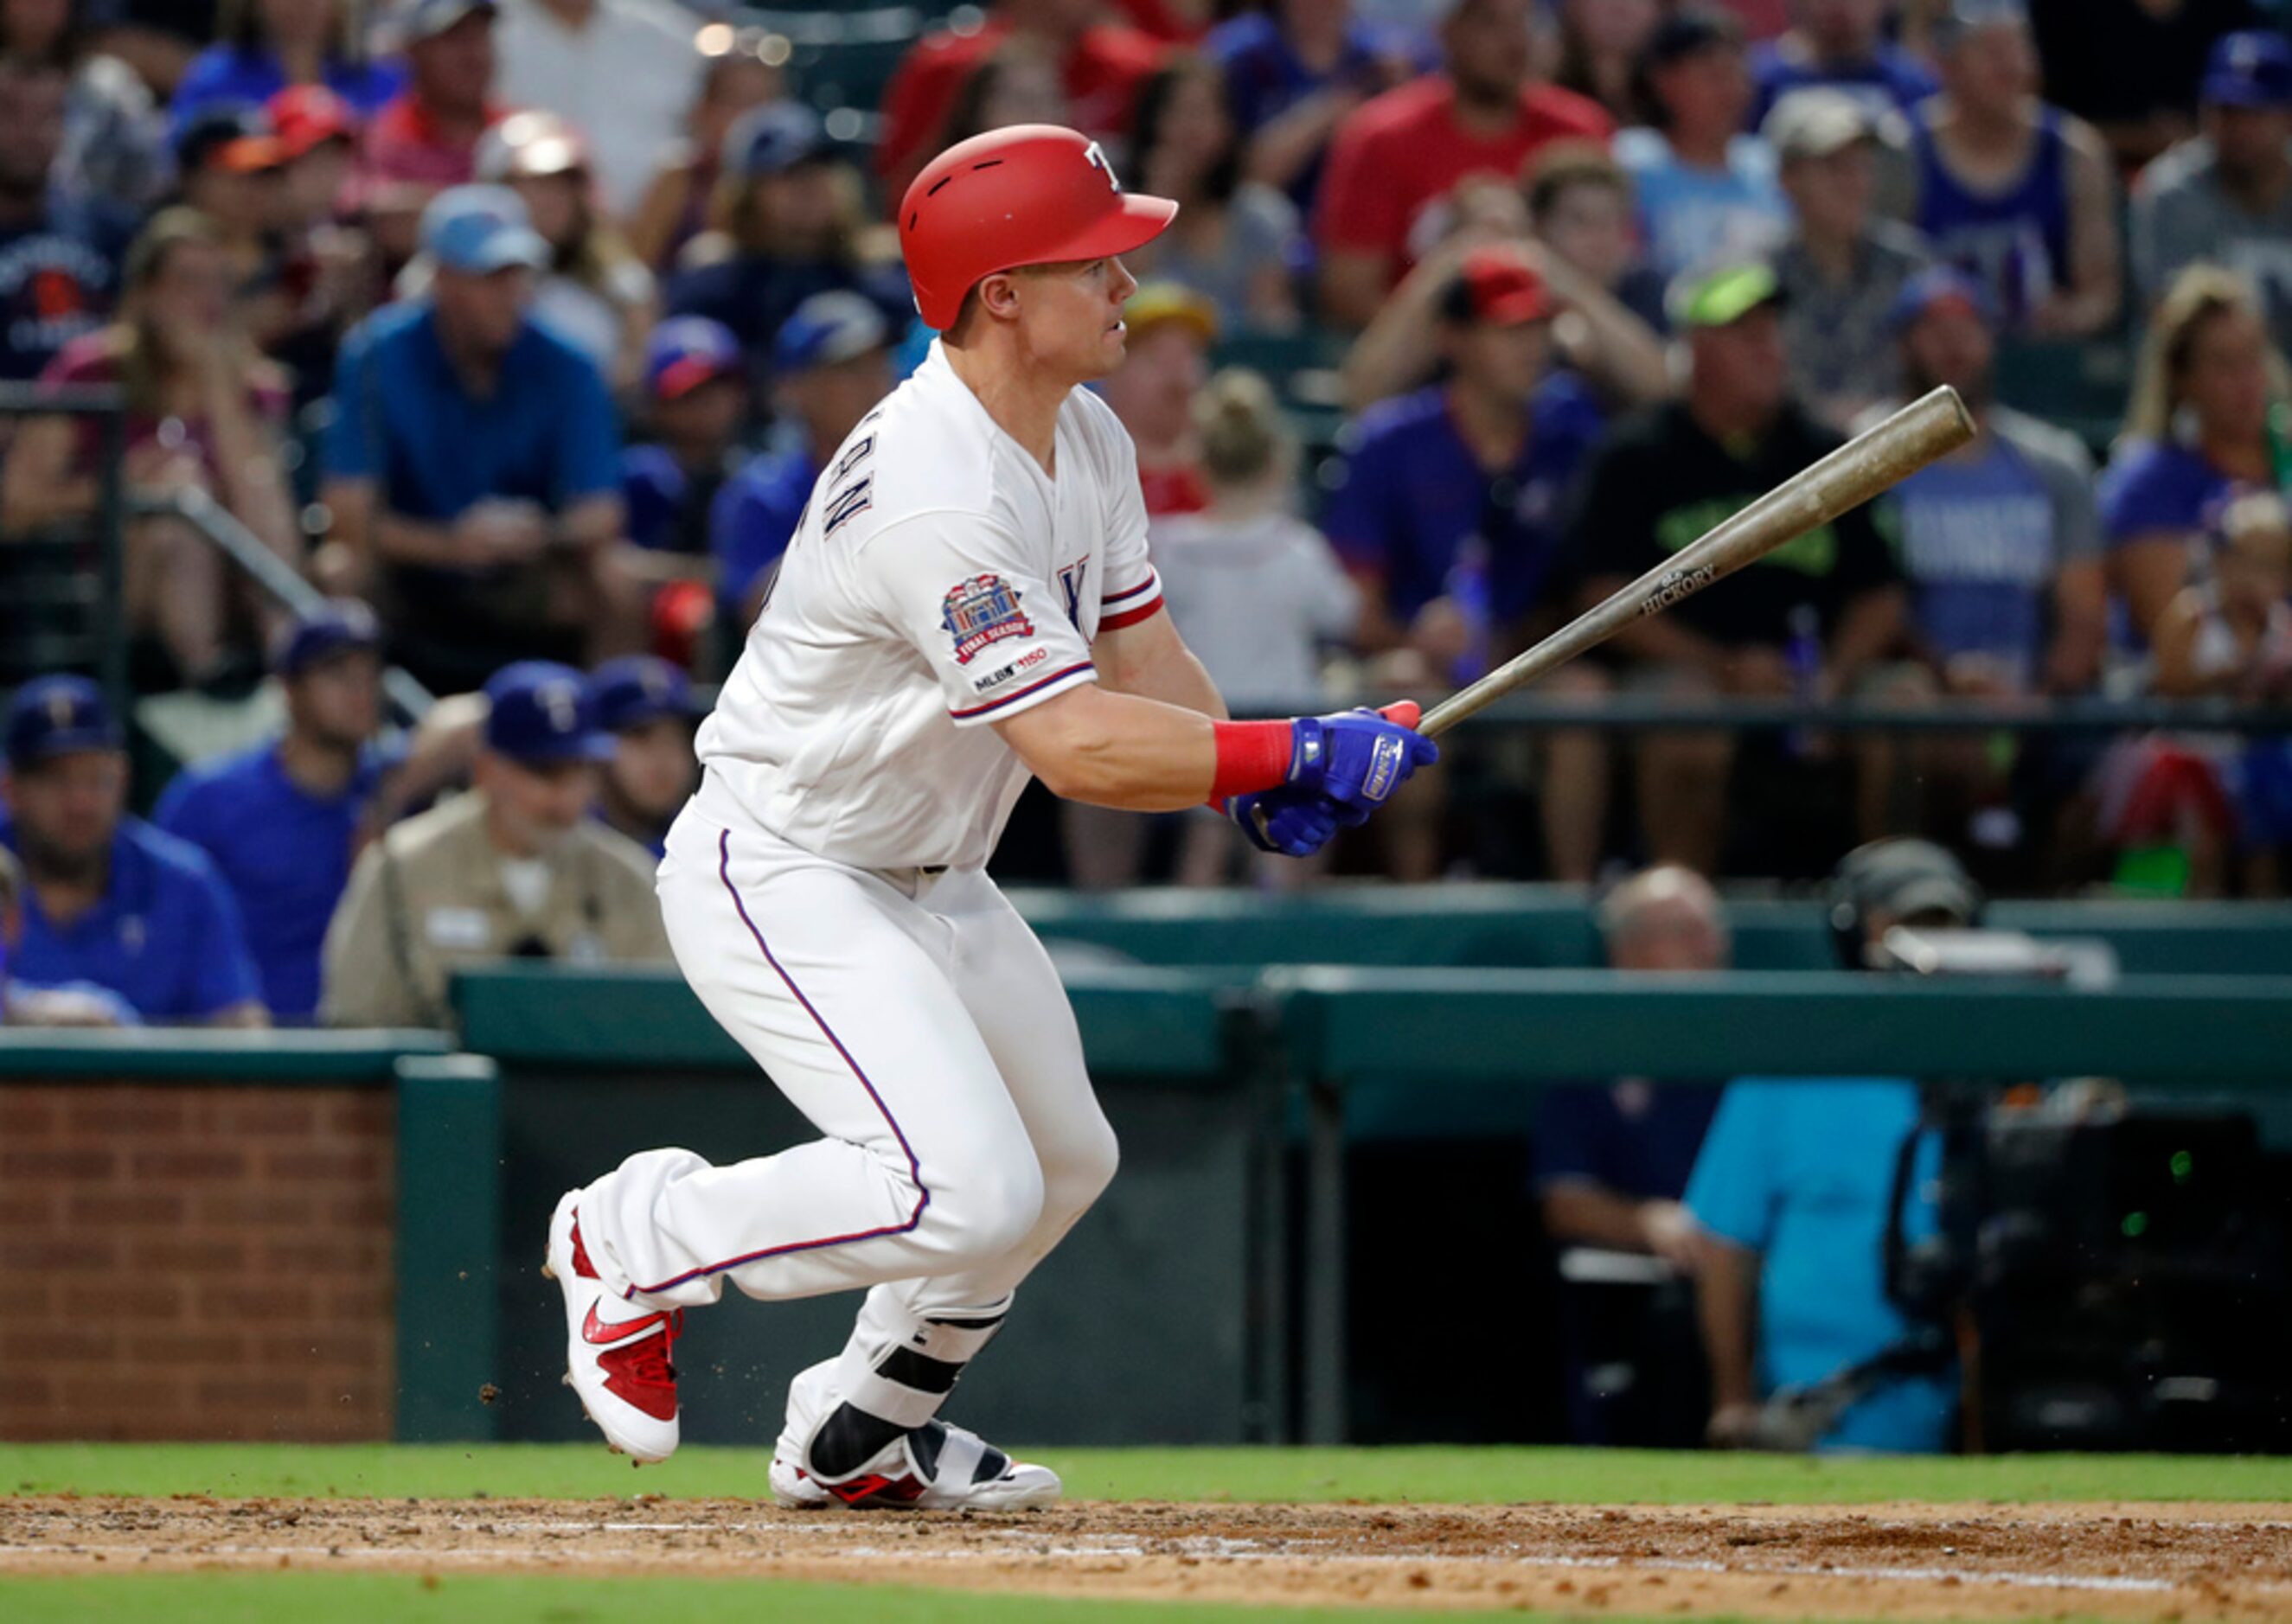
[
  {"xmin": 711, "ymin": 290, "xmax": 895, "ymax": 630},
  {"xmin": 1322, "ymin": 243, "xmax": 1607, "ymax": 879},
  {"xmin": 621, "ymin": 315, "xmax": 749, "ymax": 566},
  {"xmin": 1616, "ymin": 10, "xmax": 1790, "ymax": 283},
  {"xmin": 323, "ymin": 183, "xmax": 628, "ymax": 695},
  {"xmin": 1205, "ymin": 0, "xmax": 1416, "ymax": 212},
  {"xmin": 1686, "ymin": 839, "xmax": 1975, "ymax": 1453},
  {"xmin": 173, "ymin": 0, "xmax": 406, "ymax": 128},
  {"xmin": 154, "ymin": 601, "xmax": 389, "ymax": 1023},
  {"xmin": 1748, "ymin": 0, "xmax": 1940, "ymax": 127},
  {"xmin": 587, "ymin": 654, "xmax": 699, "ymax": 860},
  {"xmin": 0, "ymin": 58, "xmax": 133, "ymax": 382},
  {"xmin": 0, "ymin": 676, "xmax": 266, "ymax": 1026}
]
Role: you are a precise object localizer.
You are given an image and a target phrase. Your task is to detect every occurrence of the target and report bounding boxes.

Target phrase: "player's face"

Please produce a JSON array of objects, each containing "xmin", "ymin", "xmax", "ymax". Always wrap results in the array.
[
  {"xmin": 288, "ymin": 649, "xmax": 382, "ymax": 752},
  {"xmin": 606, "ymin": 718, "xmax": 698, "ymax": 822},
  {"xmin": 3, "ymin": 751, "xmax": 125, "ymax": 879},
  {"xmin": 1016, "ymin": 255, "xmax": 1140, "ymax": 382}
]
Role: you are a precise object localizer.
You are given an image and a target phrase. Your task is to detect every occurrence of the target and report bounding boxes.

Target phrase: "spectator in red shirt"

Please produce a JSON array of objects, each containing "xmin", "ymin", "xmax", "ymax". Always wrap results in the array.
[
  {"xmin": 1314, "ymin": 0, "xmax": 1612, "ymax": 326},
  {"xmin": 1097, "ymin": 281, "xmax": 1216, "ymax": 519},
  {"xmin": 360, "ymin": 0, "xmax": 508, "ymax": 264},
  {"xmin": 874, "ymin": 0, "xmax": 1163, "ymax": 204}
]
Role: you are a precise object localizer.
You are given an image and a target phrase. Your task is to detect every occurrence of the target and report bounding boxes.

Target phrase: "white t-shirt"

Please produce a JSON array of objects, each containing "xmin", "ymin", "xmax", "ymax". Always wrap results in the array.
[
  {"xmin": 695, "ymin": 341, "xmax": 1166, "ymax": 872},
  {"xmin": 495, "ymin": 0, "xmax": 701, "ymax": 214},
  {"xmin": 1151, "ymin": 508, "xmax": 1357, "ymax": 715}
]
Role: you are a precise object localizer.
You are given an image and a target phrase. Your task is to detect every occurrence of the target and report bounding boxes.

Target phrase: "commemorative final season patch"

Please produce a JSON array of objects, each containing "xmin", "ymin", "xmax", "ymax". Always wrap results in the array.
[{"xmin": 942, "ymin": 573, "xmax": 1035, "ymax": 664}]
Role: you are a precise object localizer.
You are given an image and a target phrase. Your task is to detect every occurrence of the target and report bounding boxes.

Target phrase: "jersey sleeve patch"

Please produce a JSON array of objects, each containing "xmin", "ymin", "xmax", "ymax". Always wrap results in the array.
[{"xmin": 941, "ymin": 573, "xmax": 1035, "ymax": 664}]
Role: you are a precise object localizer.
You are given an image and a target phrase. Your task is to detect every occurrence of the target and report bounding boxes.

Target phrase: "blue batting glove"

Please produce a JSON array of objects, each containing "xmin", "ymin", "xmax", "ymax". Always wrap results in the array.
[
  {"xmin": 1285, "ymin": 701, "xmax": 1439, "ymax": 815},
  {"xmin": 1231, "ymin": 786, "xmax": 1345, "ymax": 857}
]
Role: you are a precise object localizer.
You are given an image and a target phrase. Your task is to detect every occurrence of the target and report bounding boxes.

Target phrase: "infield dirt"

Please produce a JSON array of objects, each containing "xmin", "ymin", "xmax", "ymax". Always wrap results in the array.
[{"xmin": 5, "ymin": 1496, "xmax": 2290, "ymax": 1618}]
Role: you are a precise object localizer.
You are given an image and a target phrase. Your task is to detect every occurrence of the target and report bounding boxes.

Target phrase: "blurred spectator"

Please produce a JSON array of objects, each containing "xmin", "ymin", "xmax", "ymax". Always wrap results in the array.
[
  {"xmin": 711, "ymin": 291, "xmax": 890, "ymax": 629},
  {"xmin": 1535, "ymin": 863, "xmax": 1726, "ymax": 1445},
  {"xmin": 171, "ymin": 103, "xmax": 286, "ymax": 288},
  {"xmin": 81, "ymin": 0, "xmax": 217, "ymax": 96},
  {"xmin": 1120, "ymin": 55, "xmax": 1303, "ymax": 329},
  {"xmin": 2027, "ymin": 0, "xmax": 2260, "ymax": 172},
  {"xmin": 1551, "ymin": 0, "xmax": 1661, "ymax": 125},
  {"xmin": 323, "ymin": 185, "xmax": 629, "ymax": 695},
  {"xmin": 1207, "ymin": 0, "xmax": 1415, "ymax": 212},
  {"xmin": 2131, "ymin": 31, "xmax": 2292, "ymax": 352},
  {"xmin": 6, "ymin": 0, "xmax": 169, "ymax": 211},
  {"xmin": 360, "ymin": 0, "xmax": 508, "ymax": 253},
  {"xmin": 1565, "ymin": 263, "xmax": 1905, "ymax": 875},
  {"xmin": 586, "ymin": 651, "xmax": 697, "ymax": 859},
  {"xmin": 6, "ymin": 208, "xmax": 299, "ymax": 687},
  {"xmin": 1097, "ymin": 280, "xmax": 1215, "ymax": 518},
  {"xmin": 1747, "ymin": 0, "xmax": 1939, "ymax": 126},
  {"xmin": 173, "ymin": 0, "xmax": 405, "ymax": 125},
  {"xmin": 1688, "ymin": 838, "xmax": 1969, "ymax": 1453},
  {"xmin": 0, "ymin": 675, "xmax": 266, "ymax": 1026},
  {"xmin": 470, "ymin": 110, "xmax": 653, "ymax": 389},
  {"xmin": 624, "ymin": 29, "xmax": 780, "ymax": 272},
  {"xmin": 262, "ymin": 84, "xmax": 379, "ymax": 403},
  {"xmin": 940, "ymin": 35, "xmax": 1067, "ymax": 149},
  {"xmin": 1770, "ymin": 88, "xmax": 1930, "ymax": 431},
  {"xmin": 662, "ymin": 103, "xmax": 901, "ymax": 394},
  {"xmin": 2154, "ymin": 490, "xmax": 2292, "ymax": 701},
  {"xmin": 622, "ymin": 314, "xmax": 746, "ymax": 590},
  {"xmin": 152, "ymin": 599, "xmax": 387, "ymax": 1022},
  {"xmin": 1907, "ymin": 0, "xmax": 2120, "ymax": 337},
  {"xmin": 1313, "ymin": 0, "xmax": 1613, "ymax": 326},
  {"xmin": 1617, "ymin": 9, "xmax": 1790, "ymax": 284},
  {"xmin": 1325, "ymin": 246, "xmax": 1608, "ymax": 879},
  {"xmin": 0, "ymin": 56, "xmax": 132, "ymax": 382},
  {"xmin": 1524, "ymin": 145, "xmax": 1670, "ymax": 341},
  {"xmin": 874, "ymin": 0, "xmax": 1164, "ymax": 204},
  {"xmin": 1152, "ymin": 368, "xmax": 1360, "ymax": 883},
  {"xmin": 321, "ymin": 659, "xmax": 669, "ymax": 1026},
  {"xmin": 494, "ymin": 0, "xmax": 700, "ymax": 218},
  {"xmin": 2100, "ymin": 264, "xmax": 2283, "ymax": 645},
  {"xmin": 1111, "ymin": 0, "xmax": 1211, "ymax": 45}
]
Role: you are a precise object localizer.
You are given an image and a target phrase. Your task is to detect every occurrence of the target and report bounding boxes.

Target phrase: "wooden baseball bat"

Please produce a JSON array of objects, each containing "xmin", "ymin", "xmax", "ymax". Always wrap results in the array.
[{"xmin": 1418, "ymin": 386, "xmax": 1976, "ymax": 738}]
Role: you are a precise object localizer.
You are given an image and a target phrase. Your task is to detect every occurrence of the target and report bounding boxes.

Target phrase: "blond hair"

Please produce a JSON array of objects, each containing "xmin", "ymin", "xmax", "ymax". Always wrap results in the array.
[
  {"xmin": 2219, "ymin": 489, "xmax": 2292, "ymax": 569},
  {"xmin": 1192, "ymin": 368, "xmax": 1290, "ymax": 489},
  {"xmin": 2123, "ymin": 263, "xmax": 2289, "ymax": 444}
]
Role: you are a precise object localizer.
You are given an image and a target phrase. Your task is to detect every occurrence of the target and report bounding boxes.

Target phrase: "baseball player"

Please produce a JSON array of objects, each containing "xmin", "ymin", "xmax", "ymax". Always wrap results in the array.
[{"xmin": 544, "ymin": 124, "xmax": 1437, "ymax": 1509}]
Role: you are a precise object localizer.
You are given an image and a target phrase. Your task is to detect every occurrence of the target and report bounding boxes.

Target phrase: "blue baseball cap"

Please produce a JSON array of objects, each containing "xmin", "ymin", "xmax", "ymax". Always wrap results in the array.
[
  {"xmin": 272, "ymin": 598, "xmax": 383, "ymax": 677},
  {"xmin": 399, "ymin": 0, "xmax": 496, "ymax": 45},
  {"xmin": 6, "ymin": 675, "xmax": 121, "ymax": 769},
  {"xmin": 643, "ymin": 316, "xmax": 744, "ymax": 401},
  {"xmin": 420, "ymin": 184, "xmax": 549, "ymax": 275},
  {"xmin": 771, "ymin": 291, "xmax": 890, "ymax": 374},
  {"xmin": 588, "ymin": 655, "xmax": 700, "ymax": 733},
  {"xmin": 2203, "ymin": 31, "xmax": 2292, "ymax": 110},
  {"xmin": 721, "ymin": 101, "xmax": 828, "ymax": 179},
  {"xmin": 483, "ymin": 661, "xmax": 615, "ymax": 765},
  {"xmin": 1888, "ymin": 265, "xmax": 1997, "ymax": 334}
]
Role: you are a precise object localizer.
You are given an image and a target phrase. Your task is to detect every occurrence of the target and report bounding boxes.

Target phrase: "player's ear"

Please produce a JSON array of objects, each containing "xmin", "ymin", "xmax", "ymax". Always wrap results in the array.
[{"xmin": 975, "ymin": 271, "xmax": 1024, "ymax": 325}]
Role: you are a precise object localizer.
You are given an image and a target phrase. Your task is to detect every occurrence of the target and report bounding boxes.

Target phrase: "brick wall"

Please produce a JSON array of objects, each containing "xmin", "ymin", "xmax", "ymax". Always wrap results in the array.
[{"xmin": 0, "ymin": 1084, "xmax": 395, "ymax": 1442}]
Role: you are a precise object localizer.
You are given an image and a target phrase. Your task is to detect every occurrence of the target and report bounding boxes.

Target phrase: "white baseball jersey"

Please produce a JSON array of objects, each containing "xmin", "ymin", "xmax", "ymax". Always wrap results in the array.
[{"xmin": 694, "ymin": 340, "xmax": 1165, "ymax": 872}]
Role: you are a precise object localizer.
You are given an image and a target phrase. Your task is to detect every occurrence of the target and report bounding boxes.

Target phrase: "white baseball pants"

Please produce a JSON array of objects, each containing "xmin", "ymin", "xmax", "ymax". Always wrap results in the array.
[{"xmin": 576, "ymin": 802, "xmax": 1118, "ymax": 1423}]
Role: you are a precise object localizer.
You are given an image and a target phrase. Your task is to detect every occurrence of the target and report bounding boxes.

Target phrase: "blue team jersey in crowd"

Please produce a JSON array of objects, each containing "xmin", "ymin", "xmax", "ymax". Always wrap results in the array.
[
  {"xmin": 2098, "ymin": 437, "xmax": 2243, "ymax": 545},
  {"xmin": 0, "ymin": 193, "xmax": 134, "ymax": 380},
  {"xmin": 710, "ymin": 443, "xmax": 820, "ymax": 624},
  {"xmin": 170, "ymin": 46, "xmax": 405, "ymax": 129},
  {"xmin": 1206, "ymin": 11, "xmax": 1412, "ymax": 208},
  {"xmin": 1748, "ymin": 41, "xmax": 1940, "ymax": 127},
  {"xmin": 1911, "ymin": 106, "xmax": 2073, "ymax": 332},
  {"xmin": 1322, "ymin": 374, "xmax": 1605, "ymax": 626},
  {"xmin": 153, "ymin": 740, "xmax": 382, "ymax": 1023},
  {"xmin": 1685, "ymin": 1077, "xmax": 1956, "ymax": 1453},
  {"xmin": 1533, "ymin": 1078, "xmax": 1722, "ymax": 1201},
  {"xmin": 323, "ymin": 302, "xmax": 620, "ymax": 523},
  {"xmin": 0, "ymin": 814, "xmax": 263, "ymax": 1023}
]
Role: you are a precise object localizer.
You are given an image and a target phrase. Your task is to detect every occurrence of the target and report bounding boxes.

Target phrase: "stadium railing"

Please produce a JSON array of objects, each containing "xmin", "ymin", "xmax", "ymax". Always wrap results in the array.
[{"xmin": 0, "ymin": 381, "xmax": 127, "ymax": 714}]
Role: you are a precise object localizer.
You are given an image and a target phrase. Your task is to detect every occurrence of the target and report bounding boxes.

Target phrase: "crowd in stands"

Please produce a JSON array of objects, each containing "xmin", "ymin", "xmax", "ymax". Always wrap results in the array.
[{"xmin": 2, "ymin": 0, "xmax": 2292, "ymax": 1029}]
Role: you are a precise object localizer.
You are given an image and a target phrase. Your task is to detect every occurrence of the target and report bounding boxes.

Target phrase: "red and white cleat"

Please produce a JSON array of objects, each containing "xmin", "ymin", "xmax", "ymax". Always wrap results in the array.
[
  {"xmin": 767, "ymin": 1362, "xmax": 1059, "ymax": 1511},
  {"xmin": 543, "ymin": 1189, "xmax": 682, "ymax": 1464}
]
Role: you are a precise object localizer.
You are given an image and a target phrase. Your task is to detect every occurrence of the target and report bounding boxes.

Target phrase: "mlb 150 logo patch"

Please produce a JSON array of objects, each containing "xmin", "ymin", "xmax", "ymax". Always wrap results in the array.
[{"xmin": 942, "ymin": 573, "xmax": 1035, "ymax": 664}]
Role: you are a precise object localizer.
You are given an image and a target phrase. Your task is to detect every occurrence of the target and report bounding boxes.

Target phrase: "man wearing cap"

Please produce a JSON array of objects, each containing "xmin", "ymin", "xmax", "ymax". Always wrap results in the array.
[
  {"xmin": 362, "ymin": 0, "xmax": 509, "ymax": 206},
  {"xmin": 1096, "ymin": 282, "xmax": 1216, "ymax": 521},
  {"xmin": 321, "ymin": 659, "xmax": 669, "ymax": 1027},
  {"xmin": 1325, "ymin": 242, "xmax": 1608, "ymax": 879},
  {"xmin": 1315, "ymin": 0, "xmax": 1612, "ymax": 326},
  {"xmin": 587, "ymin": 654, "xmax": 700, "ymax": 859},
  {"xmin": 1768, "ymin": 87, "xmax": 1931, "ymax": 432},
  {"xmin": 495, "ymin": 0, "xmax": 700, "ymax": 216},
  {"xmin": 154, "ymin": 602, "xmax": 392, "ymax": 1024},
  {"xmin": 0, "ymin": 675, "xmax": 266, "ymax": 1027},
  {"xmin": 709, "ymin": 291, "xmax": 893, "ymax": 626},
  {"xmin": 623, "ymin": 315, "xmax": 749, "ymax": 566},
  {"xmin": 0, "ymin": 58, "xmax": 133, "ymax": 381},
  {"xmin": 544, "ymin": 124, "xmax": 1433, "ymax": 1503},
  {"xmin": 1747, "ymin": 0, "xmax": 1938, "ymax": 128},
  {"xmin": 2132, "ymin": 30, "xmax": 2292, "ymax": 351},
  {"xmin": 174, "ymin": 102, "xmax": 289, "ymax": 285},
  {"xmin": 1565, "ymin": 260, "xmax": 1905, "ymax": 875},
  {"xmin": 323, "ymin": 183, "xmax": 627, "ymax": 695}
]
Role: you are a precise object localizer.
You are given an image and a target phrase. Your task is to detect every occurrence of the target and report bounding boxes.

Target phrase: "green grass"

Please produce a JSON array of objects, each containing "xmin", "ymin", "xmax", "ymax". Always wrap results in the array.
[{"xmin": 4, "ymin": 1442, "xmax": 2291, "ymax": 1504}]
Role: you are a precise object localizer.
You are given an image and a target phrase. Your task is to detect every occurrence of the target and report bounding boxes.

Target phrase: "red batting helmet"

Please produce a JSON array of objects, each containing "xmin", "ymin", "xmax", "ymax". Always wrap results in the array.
[{"xmin": 899, "ymin": 124, "xmax": 1178, "ymax": 331}]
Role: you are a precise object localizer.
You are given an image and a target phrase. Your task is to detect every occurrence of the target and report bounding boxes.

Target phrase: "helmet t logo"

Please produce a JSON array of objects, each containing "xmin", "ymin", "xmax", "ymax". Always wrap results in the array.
[{"xmin": 1083, "ymin": 141, "xmax": 1120, "ymax": 194}]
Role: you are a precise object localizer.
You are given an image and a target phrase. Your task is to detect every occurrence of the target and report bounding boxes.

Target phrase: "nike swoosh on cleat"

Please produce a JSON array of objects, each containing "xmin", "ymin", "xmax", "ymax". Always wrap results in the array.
[{"xmin": 583, "ymin": 1302, "xmax": 673, "ymax": 1346}]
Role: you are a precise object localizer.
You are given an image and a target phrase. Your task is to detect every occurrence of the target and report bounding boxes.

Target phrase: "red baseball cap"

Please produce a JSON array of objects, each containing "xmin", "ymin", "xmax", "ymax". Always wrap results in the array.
[
  {"xmin": 899, "ymin": 124, "xmax": 1177, "ymax": 332},
  {"xmin": 1450, "ymin": 246, "xmax": 1555, "ymax": 327},
  {"xmin": 268, "ymin": 85, "xmax": 357, "ymax": 159}
]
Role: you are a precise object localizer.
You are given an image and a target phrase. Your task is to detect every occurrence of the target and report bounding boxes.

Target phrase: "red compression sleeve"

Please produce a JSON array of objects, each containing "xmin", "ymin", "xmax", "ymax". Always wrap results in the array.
[{"xmin": 1209, "ymin": 719, "xmax": 1295, "ymax": 802}]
